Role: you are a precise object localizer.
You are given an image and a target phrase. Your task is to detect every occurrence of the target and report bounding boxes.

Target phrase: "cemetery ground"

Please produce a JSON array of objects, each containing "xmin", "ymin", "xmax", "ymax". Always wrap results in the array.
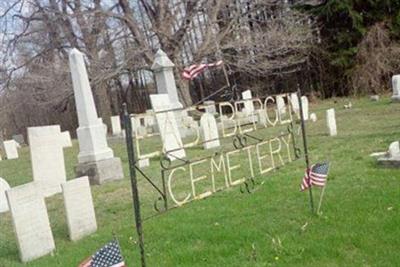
[{"xmin": 0, "ymin": 97, "xmax": 399, "ymax": 267}]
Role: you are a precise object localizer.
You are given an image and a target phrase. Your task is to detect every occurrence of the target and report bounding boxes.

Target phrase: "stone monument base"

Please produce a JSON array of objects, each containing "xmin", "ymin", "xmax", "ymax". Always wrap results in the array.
[
  {"xmin": 391, "ymin": 95, "xmax": 400, "ymax": 102},
  {"xmin": 75, "ymin": 157, "xmax": 124, "ymax": 185},
  {"xmin": 377, "ymin": 155, "xmax": 400, "ymax": 168}
]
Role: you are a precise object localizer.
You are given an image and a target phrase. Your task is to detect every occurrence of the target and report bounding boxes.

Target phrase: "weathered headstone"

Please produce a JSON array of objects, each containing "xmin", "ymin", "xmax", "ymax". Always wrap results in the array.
[
  {"xmin": 310, "ymin": 113, "xmax": 317, "ymax": 122},
  {"xmin": 138, "ymin": 158, "xmax": 150, "ymax": 168},
  {"xmin": 301, "ymin": 96, "xmax": 309, "ymax": 120},
  {"xmin": 391, "ymin": 75, "xmax": 400, "ymax": 102},
  {"xmin": 326, "ymin": 108, "xmax": 337, "ymax": 136},
  {"xmin": 61, "ymin": 177, "xmax": 97, "ymax": 241},
  {"xmin": 69, "ymin": 48, "xmax": 123, "ymax": 185},
  {"xmin": 0, "ymin": 177, "xmax": 10, "ymax": 213},
  {"xmin": 28, "ymin": 125, "xmax": 72, "ymax": 197},
  {"xmin": 3, "ymin": 140, "xmax": 20, "ymax": 159},
  {"xmin": 200, "ymin": 113, "xmax": 220, "ymax": 149},
  {"xmin": 6, "ymin": 182, "xmax": 55, "ymax": 262},
  {"xmin": 150, "ymin": 94, "xmax": 186, "ymax": 160},
  {"xmin": 110, "ymin": 116, "xmax": 122, "ymax": 136}
]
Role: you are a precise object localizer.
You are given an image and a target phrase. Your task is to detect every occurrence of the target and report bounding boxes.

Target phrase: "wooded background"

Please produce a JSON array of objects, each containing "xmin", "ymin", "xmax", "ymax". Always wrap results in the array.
[{"xmin": 1, "ymin": 0, "xmax": 400, "ymax": 137}]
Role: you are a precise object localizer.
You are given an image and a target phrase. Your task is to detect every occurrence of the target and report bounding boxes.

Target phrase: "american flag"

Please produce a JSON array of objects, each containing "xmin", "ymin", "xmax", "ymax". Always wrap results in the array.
[
  {"xmin": 79, "ymin": 240, "xmax": 125, "ymax": 267},
  {"xmin": 300, "ymin": 162, "xmax": 329, "ymax": 191},
  {"xmin": 182, "ymin": 60, "xmax": 223, "ymax": 80}
]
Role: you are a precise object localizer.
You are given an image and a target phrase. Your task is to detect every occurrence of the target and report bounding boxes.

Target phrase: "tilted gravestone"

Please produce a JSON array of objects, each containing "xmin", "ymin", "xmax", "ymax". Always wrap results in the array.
[
  {"xmin": 28, "ymin": 125, "xmax": 72, "ymax": 197},
  {"xmin": 200, "ymin": 113, "xmax": 220, "ymax": 149},
  {"xmin": 0, "ymin": 177, "xmax": 10, "ymax": 213},
  {"xmin": 6, "ymin": 182, "xmax": 55, "ymax": 262},
  {"xmin": 326, "ymin": 108, "xmax": 337, "ymax": 136},
  {"xmin": 69, "ymin": 48, "xmax": 123, "ymax": 185},
  {"xmin": 150, "ymin": 94, "xmax": 186, "ymax": 160},
  {"xmin": 3, "ymin": 140, "xmax": 20, "ymax": 159},
  {"xmin": 61, "ymin": 176, "xmax": 97, "ymax": 241}
]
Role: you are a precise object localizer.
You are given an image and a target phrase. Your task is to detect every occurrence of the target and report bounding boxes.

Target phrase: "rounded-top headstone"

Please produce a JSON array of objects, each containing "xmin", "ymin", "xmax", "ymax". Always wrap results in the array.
[
  {"xmin": 0, "ymin": 177, "xmax": 10, "ymax": 213},
  {"xmin": 310, "ymin": 113, "xmax": 317, "ymax": 122},
  {"xmin": 388, "ymin": 141, "xmax": 400, "ymax": 158}
]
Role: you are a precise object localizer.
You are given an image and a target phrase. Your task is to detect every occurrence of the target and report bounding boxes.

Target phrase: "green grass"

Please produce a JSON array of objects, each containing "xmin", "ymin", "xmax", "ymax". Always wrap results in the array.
[{"xmin": 0, "ymin": 96, "xmax": 399, "ymax": 266}]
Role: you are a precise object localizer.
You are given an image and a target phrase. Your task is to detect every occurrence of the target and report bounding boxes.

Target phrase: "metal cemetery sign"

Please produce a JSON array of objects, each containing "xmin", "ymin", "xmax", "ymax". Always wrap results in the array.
[{"xmin": 122, "ymin": 90, "xmax": 309, "ymax": 267}]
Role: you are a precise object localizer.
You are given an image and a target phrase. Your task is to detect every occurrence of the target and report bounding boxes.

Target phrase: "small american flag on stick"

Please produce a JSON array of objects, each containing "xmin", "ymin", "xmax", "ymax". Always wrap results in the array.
[
  {"xmin": 182, "ymin": 60, "xmax": 223, "ymax": 80},
  {"xmin": 79, "ymin": 240, "xmax": 125, "ymax": 267},
  {"xmin": 301, "ymin": 162, "xmax": 329, "ymax": 191}
]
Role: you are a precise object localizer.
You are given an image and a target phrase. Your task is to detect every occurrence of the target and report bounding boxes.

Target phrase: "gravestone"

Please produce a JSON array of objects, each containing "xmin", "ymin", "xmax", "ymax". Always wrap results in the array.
[
  {"xmin": 6, "ymin": 182, "xmax": 55, "ymax": 262},
  {"xmin": 151, "ymin": 49, "xmax": 189, "ymax": 137},
  {"xmin": 150, "ymin": 94, "xmax": 186, "ymax": 160},
  {"xmin": 377, "ymin": 141, "xmax": 400, "ymax": 167},
  {"xmin": 12, "ymin": 134, "xmax": 25, "ymax": 145},
  {"xmin": 61, "ymin": 177, "xmax": 97, "ymax": 241},
  {"xmin": 3, "ymin": 140, "xmax": 20, "ymax": 159},
  {"xmin": 391, "ymin": 75, "xmax": 400, "ymax": 102},
  {"xmin": 290, "ymin": 93, "xmax": 300, "ymax": 114},
  {"xmin": 138, "ymin": 158, "xmax": 150, "ymax": 168},
  {"xmin": 370, "ymin": 95, "xmax": 379, "ymax": 101},
  {"xmin": 110, "ymin": 116, "xmax": 122, "ymax": 136},
  {"xmin": 326, "ymin": 108, "xmax": 337, "ymax": 136},
  {"xmin": 310, "ymin": 113, "xmax": 317, "ymax": 122},
  {"xmin": 28, "ymin": 125, "xmax": 72, "ymax": 197},
  {"xmin": 0, "ymin": 177, "xmax": 10, "ymax": 213},
  {"xmin": 203, "ymin": 100, "xmax": 216, "ymax": 114},
  {"xmin": 200, "ymin": 113, "xmax": 220, "ymax": 149},
  {"xmin": 69, "ymin": 49, "xmax": 123, "ymax": 185},
  {"xmin": 276, "ymin": 95, "xmax": 286, "ymax": 117},
  {"xmin": 301, "ymin": 96, "xmax": 309, "ymax": 121},
  {"xmin": 242, "ymin": 90, "xmax": 255, "ymax": 114}
]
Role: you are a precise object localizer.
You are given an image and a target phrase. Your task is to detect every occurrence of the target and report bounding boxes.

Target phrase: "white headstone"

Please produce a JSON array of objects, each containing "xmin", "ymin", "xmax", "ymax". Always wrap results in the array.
[
  {"xmin": 28, "ymin": 125, "xmax": 72, "ymax": 197},
  {"xmin": 138, "ymin": 158, "xmax": 150, "ymax": 168},
  {"xmin": 150, "ymin": 94, "xmax": 186, "ymax": 160},
  {"xmin": 310, "ymin": 113, "xmax": 317, "ymax": 122},
  {"xmin": 301, "ymin": 96, "xmax": 309, "ymax": 120},
  {"xmin": 6, "ymin": 182, "xmax": 55, "ymax": 262},
  {"xmin": 3, "ymin": 140, "xmax": 20, "ymax": 159},
  {"xmin": 290, "ymin": 93, "xmax": 300, "ymax": 114},
  {"xmin": 61, "ymin": 177, "xmax": 97, "ymax": 241},
  {"xmin": 326, "ymin": 108, "xmax": 337, "ymax": 136},
  {"xmin": 388, "ymin": 141, "xmax": 400, "ymax": 158},
  {"xmin": 242, "ymin": 90, "xmax": 255, "ymax": 114},
  {"xmin": 110, "ymin": 116, "xmax": 122, "ymax": 136},
  {"xmin": 200, "ymin": 113, "xmax": 220, "ymax": 149},
  {"xmin": 391, "ymin": 75, "xmax": 400, "ymax": 101},
  {"xmin": 0, "ymin": 177, "xmax": 10, "ymax": 213},
  {"xmin": 276, "ymin": 96, "xmax": 286, "ymax": 117},
  {"xmin": 69, "ymin": 49, "xmax": 115, "ymax": 164}
]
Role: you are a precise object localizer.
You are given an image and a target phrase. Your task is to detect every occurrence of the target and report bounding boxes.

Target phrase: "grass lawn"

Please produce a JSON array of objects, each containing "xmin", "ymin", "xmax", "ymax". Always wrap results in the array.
[{"xmin": 0, "ymin": 96, "xmax": 399, "ymax": 266}]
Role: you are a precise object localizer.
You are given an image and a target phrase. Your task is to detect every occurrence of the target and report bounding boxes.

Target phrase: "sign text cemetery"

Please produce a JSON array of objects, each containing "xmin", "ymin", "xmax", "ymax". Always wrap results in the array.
[{"xmin": 127, "ymin": 92, "xmax": 305, "ymax": 209}]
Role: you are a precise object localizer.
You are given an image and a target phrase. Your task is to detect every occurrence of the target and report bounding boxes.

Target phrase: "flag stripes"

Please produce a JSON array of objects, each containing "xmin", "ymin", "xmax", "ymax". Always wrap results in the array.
[
  {"xmin": 300, "ymin": 162, "xmax": 329, "ymax": 191},
  {"xmin": 182, "ymin": 60, "xmax": 223, "ymax": 80}
]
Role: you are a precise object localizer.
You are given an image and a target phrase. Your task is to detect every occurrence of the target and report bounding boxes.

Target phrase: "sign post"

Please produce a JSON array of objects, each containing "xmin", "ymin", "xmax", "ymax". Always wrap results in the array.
[
  {"xmin": 297, "ymin": 87, "xmax": 314, "ymax": 213},
  {"xmin": 122, "ymin": 103, "xmax": 146, "ymax": 267}
]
